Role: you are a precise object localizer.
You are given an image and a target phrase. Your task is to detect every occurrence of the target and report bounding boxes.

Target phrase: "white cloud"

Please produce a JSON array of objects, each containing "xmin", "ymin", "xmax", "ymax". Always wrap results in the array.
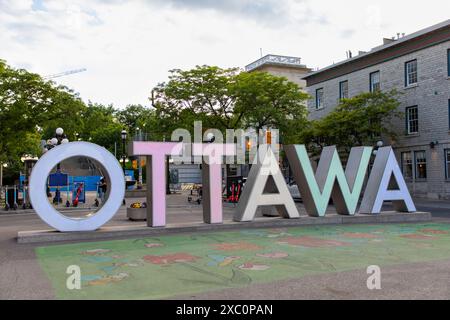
[
  {"xmin": 0, "ymin": 0, "xmax": 34, "ymax": 12},
  {"xmin": 0, "ymin": 0, "xmax": 449, "ymax": 108}
]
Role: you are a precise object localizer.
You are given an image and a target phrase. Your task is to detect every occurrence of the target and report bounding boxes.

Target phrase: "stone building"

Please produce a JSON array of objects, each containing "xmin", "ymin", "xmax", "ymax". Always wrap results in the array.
[
  {"xmin": 245, "ymin": 54, "xmax": 311, "ymax": 89},
  {"xmin": 303, "ymin": 20, "xmax": 450, "ymax": 199}
]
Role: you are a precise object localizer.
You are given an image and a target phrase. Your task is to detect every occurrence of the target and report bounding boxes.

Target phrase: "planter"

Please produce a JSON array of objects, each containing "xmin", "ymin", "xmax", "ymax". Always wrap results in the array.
[{"xmin": 126, "ymin": 207, "xmax": 147, "ymax": 221}]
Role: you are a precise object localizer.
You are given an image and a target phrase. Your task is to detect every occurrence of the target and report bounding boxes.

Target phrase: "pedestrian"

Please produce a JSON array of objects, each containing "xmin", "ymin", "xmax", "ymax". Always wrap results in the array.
[{"xmin": 99, "ymin": 177, "xmax": 107, "ymax": 203}]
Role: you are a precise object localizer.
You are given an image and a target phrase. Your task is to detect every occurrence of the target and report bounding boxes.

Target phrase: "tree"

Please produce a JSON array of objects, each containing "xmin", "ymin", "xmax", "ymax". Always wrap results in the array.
[
  {"xmin": 115, "ymin": 104, "xmax": 155, "ymax": 139},
  {"xmin": 231, "ymin": 71, "xmax": 309, "ymax": 143},
  {"xmin": 0, "ymin": 59, "xmax": 86, "ymax": 180},
  {"xmin": 40, "ymin": 87, "xmax": 86, "ymax": 141},
  {"xmin": 153, "ymin": 65, "xmax": 240, "ymax": 135},
  {"xmin": 301, "ymin": 90, "xmax": 402, "ymax": 155},
  {"xmin": 78, "ymin": 102, "xmax": 122, "ymax": 153},
  {"xmin": 90, "ymin": 122, "xmax": 124, "ymax": 155},
  {"xmin": 153, "ymin": 66, "xmax": 309, "ymax": 142},
  {"xmin": 0, "ymin": 60, "xmax": 165, "ymax": 184}
]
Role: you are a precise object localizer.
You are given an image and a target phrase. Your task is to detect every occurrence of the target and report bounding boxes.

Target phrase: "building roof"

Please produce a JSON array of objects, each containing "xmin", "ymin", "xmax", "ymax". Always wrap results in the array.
[
  {"xmin": 245, "ymin": 54, "xmax": 308, "ymax": 72},
  {"xmin": 303, "ymin": 19, "xmax": 450, "ymax": 86}
]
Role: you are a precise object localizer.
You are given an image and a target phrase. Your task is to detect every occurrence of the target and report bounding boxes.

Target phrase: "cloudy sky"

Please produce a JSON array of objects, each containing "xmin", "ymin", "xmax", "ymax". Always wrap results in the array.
[{"xmin": 1, "ymin": 0, "xmax": 449, "ymax": 108}]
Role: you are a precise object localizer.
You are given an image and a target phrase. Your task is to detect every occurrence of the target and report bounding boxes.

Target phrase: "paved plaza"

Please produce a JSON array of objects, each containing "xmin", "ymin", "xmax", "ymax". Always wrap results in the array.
[
  {"xmin": 36, "ymin": 222, "xmax": 450, "ymax": 299},
  {"xmin": 1, "ymin": 193, "xmax": 450, "ymax": 299}
]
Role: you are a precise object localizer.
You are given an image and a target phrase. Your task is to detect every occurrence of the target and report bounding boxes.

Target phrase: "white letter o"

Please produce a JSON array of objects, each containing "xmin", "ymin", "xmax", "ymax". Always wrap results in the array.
[{"xmin": 29, "ymin": 142, "xmax": 125, "ymax": 232}]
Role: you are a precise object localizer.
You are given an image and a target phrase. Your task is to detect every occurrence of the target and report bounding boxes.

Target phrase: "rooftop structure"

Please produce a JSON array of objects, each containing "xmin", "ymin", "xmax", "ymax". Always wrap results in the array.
[
  {"xmin": 245, "ymin": 54, "xmax": 307, "ymax": 72},
  {"xmin": 245, "ymin": 54, "xmax": 311, "ymax": 89}
]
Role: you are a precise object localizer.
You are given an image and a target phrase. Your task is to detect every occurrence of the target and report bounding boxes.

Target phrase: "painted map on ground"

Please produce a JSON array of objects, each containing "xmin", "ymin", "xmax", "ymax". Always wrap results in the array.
[{"xmin": 36, "ymin": 222, "xmax": 450, "ymax": 299}]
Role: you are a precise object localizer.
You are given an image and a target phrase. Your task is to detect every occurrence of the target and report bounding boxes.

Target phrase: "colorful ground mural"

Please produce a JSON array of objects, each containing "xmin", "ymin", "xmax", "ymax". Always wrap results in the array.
[{"xmin": 36, "ymin": 222, "xmax": 450, "ymax": 299}]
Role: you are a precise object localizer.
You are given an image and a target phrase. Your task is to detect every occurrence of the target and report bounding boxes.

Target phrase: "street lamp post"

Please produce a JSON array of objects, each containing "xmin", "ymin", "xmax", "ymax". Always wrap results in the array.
[
  {"xmin": 121, "ymin": 130, "xmax": 127, "ymax": 205},
  {"xmin": 43, "ymin": 127, "xmax": 69, "ymax": 157},
  {"xmin": 163, "ymin": 135, "xmax": 171, "ymax": 195},
  {"xmin": 42, "ymin": 128, "xmax": 69, "ymax": 204},
  {"xmin": 136, "ymin": 127, "xmax": 143, "ymax": 187},
  {"xmin": 121, "ymin": 130, "xmax": 127, "ymax": 173},
  {"xmin": 372, "ymin": 141, "xmax": 384, "ymax": 157},
  {"xmin": 371, "ymin": 140, "xmax": 384, "ymax": 180}
]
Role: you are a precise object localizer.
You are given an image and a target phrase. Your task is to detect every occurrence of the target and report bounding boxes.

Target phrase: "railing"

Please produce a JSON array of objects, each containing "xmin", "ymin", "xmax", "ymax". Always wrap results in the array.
[{"xmin": 245, "ymin": 55, "xmax": 303, "ymax": 71}]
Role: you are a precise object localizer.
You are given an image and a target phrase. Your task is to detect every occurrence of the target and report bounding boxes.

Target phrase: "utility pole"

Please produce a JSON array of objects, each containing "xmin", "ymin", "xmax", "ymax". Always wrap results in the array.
[
  {"xmin": 121, "ymin": 130, "xmax": 127, "ymax": 205},
  {"xmin": 163, "ymin": 135, "xmax": 171, "ymax": 195},
  {"xmin": 136, "ymin": 128, "xmax": 143, "ymax": 186}
]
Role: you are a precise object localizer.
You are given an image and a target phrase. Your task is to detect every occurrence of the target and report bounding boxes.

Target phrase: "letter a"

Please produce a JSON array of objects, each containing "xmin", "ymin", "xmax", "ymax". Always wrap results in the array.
[
  {"xmin": 66, "ymin": 265, "xmax": 81, "ymax": 290},
  {"xmin": 360, "ymin": 147, "xmax": 416, "ymax": 214},
  {"xmin": 234, "ymin": 146, "xmax": 299, "ymax": 222},
  {"xmin": 285, "ymin": 145, "xmax": 372, "ymax": 217},
  {"xmin": 366, "ymin": 265, "xmax": 381, "ymax": 290}
]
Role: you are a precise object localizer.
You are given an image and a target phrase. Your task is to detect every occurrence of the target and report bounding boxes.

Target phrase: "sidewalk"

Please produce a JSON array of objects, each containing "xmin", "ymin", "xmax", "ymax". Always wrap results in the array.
[
  {"xmin": 0, "ymin": 193, "xmax": 446, "ymax": 216},
  {"xmin": 409, "ymin": 197, "xmax": 450, "ymax": 209},
  {"xmin": 0, "ymin": 190, "xmax": 239, "ymax": 216}
]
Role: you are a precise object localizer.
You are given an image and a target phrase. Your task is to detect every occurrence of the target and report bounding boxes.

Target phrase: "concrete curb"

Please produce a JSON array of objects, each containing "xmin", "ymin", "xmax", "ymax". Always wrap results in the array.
[{"xmin": 17, "ymin": 211, "xmax": 432, "ymax": 244}]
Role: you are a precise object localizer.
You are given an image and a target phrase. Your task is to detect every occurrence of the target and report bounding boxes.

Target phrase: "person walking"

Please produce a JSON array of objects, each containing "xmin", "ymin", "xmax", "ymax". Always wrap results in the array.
[{"xmin": 99, "ymin": 177, "xmax": 107, "ymax": 204}]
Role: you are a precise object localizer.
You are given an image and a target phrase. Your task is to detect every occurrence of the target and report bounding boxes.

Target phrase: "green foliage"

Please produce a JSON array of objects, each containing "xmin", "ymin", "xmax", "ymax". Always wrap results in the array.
[
  {"xmin": 153, "ymin": 65, "xmax": 239, "ymax": 134},
  {"xmin": 3, "ymin": 59, "xmax": 401, "ymax": 184},
  {"xmin": 232, "ymin": 71, "xmax": 309, "ymax": 143},
  {"xmin": 40, "ymin": 88, "xmax": 86, "ymax": 141},
  {"xmin": 0, "ymin": 60, "xmax": 85, "ymax": 175},
  {"xmin": 301, "ymin": 90, "xmax": 402, "ymax": 155},
  {"xmin": 153, "ymin": 65, "xmax": 309, "ymax": 140},
  {"xmin": 115, "ymin": 104, "xmax": 153, "ymax": 133},
  {"xmin": 79, "ymin": 102, "xmax": 117, "ymax": 141},
  {"xmin": 90, "ymin": 122, "xmax": 123, "ymax": 155}
]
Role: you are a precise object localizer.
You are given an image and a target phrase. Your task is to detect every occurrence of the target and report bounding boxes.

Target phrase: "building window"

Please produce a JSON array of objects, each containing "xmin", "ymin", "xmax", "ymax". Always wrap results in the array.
[
  {"xmin": 448, "ymin": 49, "xmax": 450, "ymax": 77},
  {"xmin": 316, "ymin": 88, "xmax": 324, "ymax": 109},
  {"xmin": 339, "ymin": 81, "xmax": 348, "ymax": 100},
  {"xmin": 401, "ymin": 152, "xmax": 413, "ymax": 180},
  {"xmin": 406, "ymin": 106, "xmax": 418, "ymax": 134},
  {"xmin": 414, "ymin": 151, "xmax": 427, "ymax": 180},
  {"xmin": 369, "ymin": 71, "xmax": 380, "ymax": 92},
  {"xmin": 405, "ymin": 59, "xmax": 418, "ymax": 86},
  {"xmin": 446, "ymin": 149, "xmax": 450, "ymax": 180}
]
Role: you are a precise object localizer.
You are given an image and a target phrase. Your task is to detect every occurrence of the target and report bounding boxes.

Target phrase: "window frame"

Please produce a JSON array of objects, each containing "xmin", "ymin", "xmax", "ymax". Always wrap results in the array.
[
  {"xmin": 405, "ymin": 59, "xmax": 418, "ymax": 87},
  {"xmin": 445, "ymin": 149, "xmax": 450, "ymax": 180},
  {"xmin": 339, "ymin": 80, "xmax": 348, "ymax": 100},
  {"xmin": 315, "ymin": 88, "xmax": 324, "ymax": 109},
  {"xmin": 369, "ymin": 71, "xmax": 380, "ymax": 92},
  {"xmin": 448, "ymin": 99, "xmax": 450, "ymax": 130},
  {"xmin": 401, "ymin": 151, "xmax": 413, "ymax": 181},
  {"xmin": 405, "ymin": 105, "xmax": 419, "ymax": 135},
  {"xmin": 447, "ymin": 49, "xmax": 450, "ymax": 77},
  {"xmin": 414, "ymin": 150, "xmax": 427, "ymax": 180}
]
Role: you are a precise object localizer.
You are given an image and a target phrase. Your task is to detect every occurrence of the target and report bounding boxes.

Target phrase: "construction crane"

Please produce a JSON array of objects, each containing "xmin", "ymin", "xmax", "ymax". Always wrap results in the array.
[{"xmin": 44, "ymin": 68, "xmax": 87, "ymax": 80}]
